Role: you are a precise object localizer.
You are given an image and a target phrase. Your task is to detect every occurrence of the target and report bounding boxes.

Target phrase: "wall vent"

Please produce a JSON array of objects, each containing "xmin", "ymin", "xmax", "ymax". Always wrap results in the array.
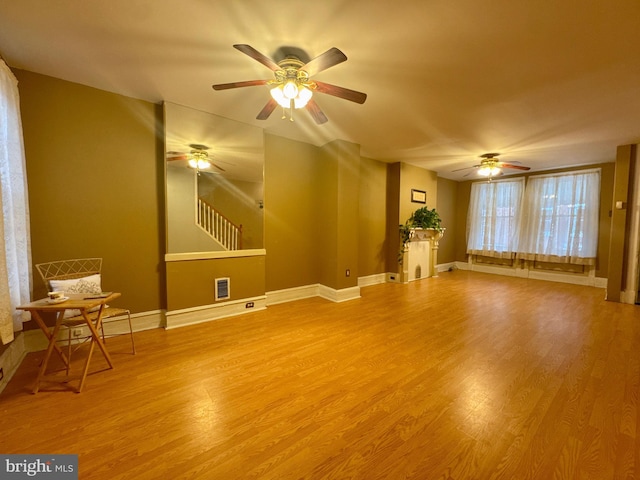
[{"xmin": 215, "ymin": 277, "xmax": 230, "ymax": 301}]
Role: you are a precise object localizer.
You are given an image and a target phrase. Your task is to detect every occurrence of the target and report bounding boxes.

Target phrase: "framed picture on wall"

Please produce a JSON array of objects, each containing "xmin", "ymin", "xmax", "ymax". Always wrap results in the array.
[{"xmin": 411, "ymin": 189, "xmax": 426, "ymax": 204}]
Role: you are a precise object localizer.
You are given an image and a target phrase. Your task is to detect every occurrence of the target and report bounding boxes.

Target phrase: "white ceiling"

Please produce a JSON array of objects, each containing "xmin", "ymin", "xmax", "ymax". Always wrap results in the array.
[{"xmin": 1, "ymin": 0, "xmax": 639, "ymax": 180}]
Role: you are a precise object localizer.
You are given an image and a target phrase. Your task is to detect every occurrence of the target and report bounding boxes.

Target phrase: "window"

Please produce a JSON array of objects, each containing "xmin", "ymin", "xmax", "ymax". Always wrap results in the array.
[
  {"xmin": 517, "ymin": 170, "xmax": 600, "ymax": 265},
  {"xmin": 467, "ymin": 178, "xmax": 524, "ymax": 258}
]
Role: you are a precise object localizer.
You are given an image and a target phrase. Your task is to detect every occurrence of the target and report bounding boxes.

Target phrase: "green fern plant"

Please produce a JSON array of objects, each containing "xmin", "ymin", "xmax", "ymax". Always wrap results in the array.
[{"xmin": 408, "ymin": 206, "xmax": 443, "ymax": 231}]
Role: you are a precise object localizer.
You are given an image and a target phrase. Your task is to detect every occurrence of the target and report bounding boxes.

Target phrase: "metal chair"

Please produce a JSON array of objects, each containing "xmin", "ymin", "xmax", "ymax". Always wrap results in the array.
[{"xmin": 35, "ymin": 258, "xmax": 136, "ymax": 359}]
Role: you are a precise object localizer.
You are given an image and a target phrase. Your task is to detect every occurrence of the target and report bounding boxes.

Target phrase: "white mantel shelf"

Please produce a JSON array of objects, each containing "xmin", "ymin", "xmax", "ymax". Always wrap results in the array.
[{"xmin": 400, "ymin": 228, "xmax": 445, "ymax": 283}]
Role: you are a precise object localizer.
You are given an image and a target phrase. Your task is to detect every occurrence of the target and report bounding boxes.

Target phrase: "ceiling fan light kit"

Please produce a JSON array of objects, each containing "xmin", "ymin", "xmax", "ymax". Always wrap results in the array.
[
  {"xmin": 187, "ymin": 148, "xmax": 211, "ymax": 172},
  {"xmin": 477, "ymin": 165, "xmax": 502, "ymax": 177},
  {"xmin": 212, "ymin": 44, "xmax": 367, "ymax": 125},
  {"xmin": 453, "ymin": 152, "xmax": 531, "ymax": 179},
  {"xmin": 167, "ymin": 144, "xmax": 227, "ymax": 174}
]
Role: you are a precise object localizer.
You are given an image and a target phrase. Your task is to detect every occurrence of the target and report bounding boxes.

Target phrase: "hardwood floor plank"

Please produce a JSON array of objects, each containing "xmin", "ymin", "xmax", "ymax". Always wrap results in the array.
[{"xmin": 1, "ymin": 271, "xmax": 639, "ymax": 479}]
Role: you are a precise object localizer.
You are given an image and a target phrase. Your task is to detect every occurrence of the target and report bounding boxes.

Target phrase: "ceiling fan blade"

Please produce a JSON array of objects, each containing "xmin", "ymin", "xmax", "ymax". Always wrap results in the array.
[
  {"xmin": 166, "ymin": 152, "xmax": 188, "ymax": 161},
  {"xmin": 305, "ymin": 99, "xmax": 328, "ymax": 124},
  {"xmin": 211, "ymin": 163, "xmax": 226, "ymax": 172},
  {"xmin": 301, "ymin": 47, "xmax": 347, "ymax": 77},
  {"xmin": 233, "ymin": 44, "xmax": 280, "ymax": 71},
  {"xmin": 499, "ymin": 163, "xmax": 531, "ymax": 171},
  {"xmin": 314, "ymin": 81, "xmax": 367, "ymax": 104},
  {"xmin": 452, "ymin": 165, "xmax": 480, "ymax": 172},
  {"xmin": 256, "ymin": 98, "xmax": 278, "ymax": 120},
  {"xmin": 212, "ymin": 79, "xmax": 268, "ymax": 90}
]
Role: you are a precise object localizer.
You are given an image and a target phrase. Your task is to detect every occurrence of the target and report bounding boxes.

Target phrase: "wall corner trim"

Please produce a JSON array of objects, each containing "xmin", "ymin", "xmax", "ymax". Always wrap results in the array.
[{"xmin": 266, "ymin": 284, "xmax": 361, "ymax": 306}]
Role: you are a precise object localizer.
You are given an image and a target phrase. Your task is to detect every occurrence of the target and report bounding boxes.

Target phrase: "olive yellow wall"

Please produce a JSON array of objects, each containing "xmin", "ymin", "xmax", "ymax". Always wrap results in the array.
[
  {"xmin": 264, "ymin": 134, "xmax": 322, "ymax": 292},
  {"xmin": 385, "ymin": 162, "xmax": 439, "ymax": 271},
  {"xmin": 359, "ymin": 157, "xmax": 388, "ymax": 277},
  {"xmin": 317, "ymin": 140, "xmax": 360, "ymax": 290},
  {"xmin": 607, "ymin": 145, "xmax": 636, "ymax": 300},
  {"xmin": 454, "ymin": 181, "xmax": 472, "ymax": 262},
  {"xmin": 435, "ymin": 177, "xmax": 457, "ymax": 264},
  {"xmin": 16, "ymin": 65, "xmax": 395, "ymax": 317},
  {"xmin": 264, "ymin": 135, "xmax": 389, "ymax": 292},
  {"xmin": 166, "ymin": 256, "xmax": 265, "ymax": 311},
  {"xmin": 15, "ymin": 69, "xmax": 165, "ymax": 318},
  {"xmin": 399, "ymin": 163, "xmax": 438, "ymax": 222}
]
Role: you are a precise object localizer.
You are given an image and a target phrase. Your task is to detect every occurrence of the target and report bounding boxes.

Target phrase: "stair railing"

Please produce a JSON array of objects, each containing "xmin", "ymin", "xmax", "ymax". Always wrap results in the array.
[{"xmin": 197, "ymin": 198, "xmax": 243, "ymax": 250}]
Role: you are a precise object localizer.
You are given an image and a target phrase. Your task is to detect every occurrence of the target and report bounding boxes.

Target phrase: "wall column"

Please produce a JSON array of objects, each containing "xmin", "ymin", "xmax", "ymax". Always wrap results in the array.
[{"xmin": 607, "ymin": 144, "xmax": 637, "ymax": 302}]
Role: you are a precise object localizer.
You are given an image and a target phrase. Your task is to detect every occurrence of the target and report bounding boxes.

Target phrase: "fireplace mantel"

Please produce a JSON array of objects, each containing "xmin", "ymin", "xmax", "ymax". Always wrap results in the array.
[{"xmin": 399, "ymin": 228, "xmax": 445, "ymax": 283}]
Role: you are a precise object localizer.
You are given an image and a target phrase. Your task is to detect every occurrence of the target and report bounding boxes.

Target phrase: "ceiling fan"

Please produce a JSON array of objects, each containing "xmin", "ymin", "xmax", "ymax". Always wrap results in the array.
[
  {"xmin": 212, "ymin": 44, "xmax": 367, "ymax": 124},
  {"xmin": 453, "ymin": 153, "xmax": 531, "ymax": 178},
  {"xmin": 166, "ymin": 144, "xmax": 225, "ymax": 172}
]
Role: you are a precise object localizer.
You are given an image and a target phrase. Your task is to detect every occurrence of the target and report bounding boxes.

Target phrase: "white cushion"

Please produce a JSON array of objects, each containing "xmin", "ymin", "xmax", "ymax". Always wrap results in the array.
[
  {"xmin": 50, "ymin": 274, "xmax": 102, "ymax": 295},
  {"xmin": 49, "ymin": 274, "xmax": 103, "ymax": 318}
]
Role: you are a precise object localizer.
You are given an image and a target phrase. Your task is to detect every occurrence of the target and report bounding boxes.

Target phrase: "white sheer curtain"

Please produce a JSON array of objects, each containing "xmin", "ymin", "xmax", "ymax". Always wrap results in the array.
[
  {"xmin": 467, "ymin": 178, "xmax": 524, "ymax": 259},
  {"xmin": 517, "ymin": 170, "xmax": 600, "ymax": 265},
  {"xmin": 0, "ymin": 59, "xmax": 32, "ymax": 344}
]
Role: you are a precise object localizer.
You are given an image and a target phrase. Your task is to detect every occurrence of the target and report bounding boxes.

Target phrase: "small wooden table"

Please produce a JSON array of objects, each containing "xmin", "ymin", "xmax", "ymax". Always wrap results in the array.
[{"xmin": 17, "ymin": 292, "xmax": 121, "ymax": 393}]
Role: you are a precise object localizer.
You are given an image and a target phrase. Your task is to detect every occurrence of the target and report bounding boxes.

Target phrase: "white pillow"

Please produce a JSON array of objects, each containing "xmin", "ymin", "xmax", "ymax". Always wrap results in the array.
[
  {"xmin": 49, "ymin": 274, "xmax": 103, "ymax": 318},
  {"xmin": 50, "ymin": 274, "xmax": 102, "ymax": 295}
]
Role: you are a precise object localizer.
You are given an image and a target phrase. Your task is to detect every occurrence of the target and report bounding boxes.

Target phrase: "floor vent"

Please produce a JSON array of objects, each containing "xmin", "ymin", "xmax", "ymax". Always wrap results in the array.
[{"xmin": 215, "ymin": 277, "xmax": 230, "ymax": 301}]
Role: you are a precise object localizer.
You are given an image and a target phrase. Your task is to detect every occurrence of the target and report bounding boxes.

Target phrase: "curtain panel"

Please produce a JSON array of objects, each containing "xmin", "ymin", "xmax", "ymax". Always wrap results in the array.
[
  {"xmin": 0, "ymin": 59, "xmax": 32, "ymax": 344},
  {"xmin": 466, "ymin": 178, "xmax": 524, "ymax": 259},
  {"xmin": 516, "ymin": 170, "xmax": 600, "ymax": 266}
]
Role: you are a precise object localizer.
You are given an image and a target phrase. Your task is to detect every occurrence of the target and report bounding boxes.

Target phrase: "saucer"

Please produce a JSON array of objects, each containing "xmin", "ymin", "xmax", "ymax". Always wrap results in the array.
[{"xmin": 47, "ymin": 296, "xmax": 69, "ymax": 304}]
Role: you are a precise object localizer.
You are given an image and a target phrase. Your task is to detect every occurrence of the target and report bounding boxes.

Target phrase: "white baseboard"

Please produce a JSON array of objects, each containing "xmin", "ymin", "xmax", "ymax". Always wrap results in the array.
[
  {"xmin": 318, "ymin": 285, "xmax": 361, "ymax": 303},
  {"xmin": 436, "ymin": 262, "xmax": 456, "ymax": 273},
  {"xmin": 265, "ymin": 285, "xmax": 320, "ymax": 306},
  {"xmin": 267, "ymin": 283, "xmax": 361, "ymax": 305},
  {"xmin": 620, "ymin": 289, "xmax": 637, "ymax": 304},
  {"xmin": 454, "ymin": 260, "xmax": 608, "ymax": 288},
  {"xmin": 18, "ymin": 309, "xmax": 165, "ymax": 354},
  {"xmin": 165, "ymin": 296, "xmax": 267, "ymax": 329},
  {"xmin": 22, "ymin": 309, "xmax": 166, "ymax": 348},
  {"xmin": 358, "ymin": 273, "xmax": 386, "ymax": 287}
]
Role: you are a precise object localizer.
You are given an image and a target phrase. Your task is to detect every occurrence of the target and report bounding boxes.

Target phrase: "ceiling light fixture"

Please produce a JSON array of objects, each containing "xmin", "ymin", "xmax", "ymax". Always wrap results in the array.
[
  {"xmin": 477, "ymin": 165, "xmax": 501, "ymax": 177},
  {"xmin": 270, "ymin": 83, "xmax": 313, "ymax": 110},
  {"xmin": 187, "ymin": 149, "xmax": 211, "ymax": 172},
  {"xmin": 267, "ymin": 56, "xmax": 316, "ymax": 121}
]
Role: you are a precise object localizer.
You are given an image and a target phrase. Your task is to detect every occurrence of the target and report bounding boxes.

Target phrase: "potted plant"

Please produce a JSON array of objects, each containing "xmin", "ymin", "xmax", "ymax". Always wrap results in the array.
[
  {"xmin": 398, "ymin": 206, "xmax": 444, "ymax": 262},
  {"xmin": 407, "ymin": 206, "xmax": 443, "ymax": 231}
]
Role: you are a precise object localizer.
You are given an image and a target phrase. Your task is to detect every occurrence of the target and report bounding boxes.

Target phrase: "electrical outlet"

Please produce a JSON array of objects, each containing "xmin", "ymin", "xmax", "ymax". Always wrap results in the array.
[
  {"xmin": 72, "ymin": 328, "xmax": 83, "ymax": 337},
  {"xmin": 346, "ymin": 269, "xmax": 350, "ymax": 277},
  {"xmin": 245, "ymin": 302, "xmax": 254, "ymax": 308}
]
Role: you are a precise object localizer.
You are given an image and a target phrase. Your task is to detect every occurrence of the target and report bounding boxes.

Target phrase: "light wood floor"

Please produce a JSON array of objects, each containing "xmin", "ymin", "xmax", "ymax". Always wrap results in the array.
[{"xmin": 1, "ymin": 270, "xmax": 639, "ymax": 479}]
